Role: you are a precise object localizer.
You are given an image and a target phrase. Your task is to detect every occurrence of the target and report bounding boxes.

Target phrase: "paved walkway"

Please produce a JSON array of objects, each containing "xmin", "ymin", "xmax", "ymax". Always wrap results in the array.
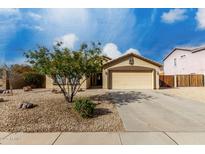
[{"xmin": 1, "ymin": 132, "xmax": 205, "ymax": 145}]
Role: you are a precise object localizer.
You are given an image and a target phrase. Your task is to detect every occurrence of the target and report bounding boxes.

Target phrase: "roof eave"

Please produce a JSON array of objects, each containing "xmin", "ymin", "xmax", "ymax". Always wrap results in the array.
[
  {"xmin": 163, "ymin": 48, "xmax": 192, "ymax": 61},
  {"xmin": 103, "ymin": 53, "xmax": 162, "ymax": 68}
]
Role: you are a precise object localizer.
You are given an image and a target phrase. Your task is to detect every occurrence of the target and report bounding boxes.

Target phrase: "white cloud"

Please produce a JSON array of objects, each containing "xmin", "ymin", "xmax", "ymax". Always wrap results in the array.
[
  {"xmin": 103, "ymin": 43, "xmax": 141, "ymax": 59},
  {"xmin": 6, "ymin": 57, "xmax": 26, "ymax": 65},
  {"xmin": 33, "ymin": 26, "xmax": 44, "ymax": 31},
  {"xmin": 55, "ymin": 33, "xmax": 79, "ymax": 49},
  {"xmin": 27, "ymin": 12, "xmax": 42, "ymax": 20},
  {"xmin": 1, "ymin": 9, "xmax": 138, "ymax": 63},
  {"xmin": 21, "ymin": 24, "xmax": 44, "ymax": 31},
  {"xmin": 0, "ymin": 8, "xmax": 21, "ymax": 27},
  {"xmin": 102, "ymin": 43, "xmax": 122, "ymax": 59},
  {"xmin": 0, "ymin": 8, "xmax": 20, "ymax": 17},
  {"xmin": 125, "ymin": 48, "xmax": 141, "ymax": 55},
  {"xmin": 0, "ymin": 56, "xmax": 27, "ymax": 66},
  {"xmin": 195, "ymin": 8, "xmax": 205, "ymax": 30},
  {"xmin": 161, "ymin": 9, "xmax": 187, "ymax": 24},
  {"xmin": 39, "ymin": 9, "xmax": 137, "ymax": 48}
]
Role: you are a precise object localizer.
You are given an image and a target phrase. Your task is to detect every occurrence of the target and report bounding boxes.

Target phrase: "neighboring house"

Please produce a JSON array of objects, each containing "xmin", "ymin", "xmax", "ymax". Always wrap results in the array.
[
  {"xmin": 46, "ymin": 53, "xmax": 162, "ymax": 90},
  {"xmin": 163, "ymin": 47, "xmax": 205, "ymax": 75}
]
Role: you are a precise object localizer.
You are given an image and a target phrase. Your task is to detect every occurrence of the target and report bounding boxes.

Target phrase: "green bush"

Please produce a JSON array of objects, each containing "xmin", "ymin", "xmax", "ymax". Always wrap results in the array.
[
  {"xmin": 23, "ymin": 72, "xmax": 45, "ymax": 88},
  {"xmin": 73, "ymin": 98, "xmax": 96, "ymax": 118}
]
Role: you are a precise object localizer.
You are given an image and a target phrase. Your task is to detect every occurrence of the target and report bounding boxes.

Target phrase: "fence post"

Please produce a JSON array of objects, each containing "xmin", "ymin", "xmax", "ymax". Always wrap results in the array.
[
  {"xmin": 174, "ymin": 75, "xmax": 177, "ymax": 88},
  {"xmin": 203, "ymin": 74, "xmax": 205, "ymax": 87}
]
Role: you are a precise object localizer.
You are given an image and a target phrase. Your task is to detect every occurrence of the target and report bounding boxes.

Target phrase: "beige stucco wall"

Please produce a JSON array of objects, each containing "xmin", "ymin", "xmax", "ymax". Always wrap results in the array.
[
  {"xmin": 0, "ymin": 70, "xmax": 8, "ymax": 89},
  {"xmin": 46, "ymin": 76, "xmax": 54, "ymax": 89},
  {"xmin": 103, "ymin": 55, "xmax": 160, "ymax": 89},
  {"xmin": 0, "ymin": 79, "xmax": 5, "ymax": 88},
  {"xmin": 46, "ymin": 75, "xmax": 90, "ymax": 90}
]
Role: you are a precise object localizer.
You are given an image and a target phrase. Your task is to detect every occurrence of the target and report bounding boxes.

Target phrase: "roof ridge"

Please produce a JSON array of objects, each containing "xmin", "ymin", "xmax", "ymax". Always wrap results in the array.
[
  {"xmin": 174, "ymin": 47, "xmax": 193, "ymax": 51},
  {"xmin": 103, "ymin": 52, "xmax": 162, "ymax": 67},
  {"xmin": 191, "ymin": 46, "xmax": 205, "ymax": 52},
  {"xmin": 163, "ymin": 45, "xmax": 205, "ymax": 61}
]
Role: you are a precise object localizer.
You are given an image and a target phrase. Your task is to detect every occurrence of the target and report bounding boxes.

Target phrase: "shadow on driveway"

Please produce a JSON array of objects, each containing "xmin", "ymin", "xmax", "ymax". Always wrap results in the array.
[
  {"xmin": 90, "ymin": 90, "xmax": 154, "ymax": 106},
  {"xmin": 93, "ymin": 108, "xmax": 113, "ymax": 117}
]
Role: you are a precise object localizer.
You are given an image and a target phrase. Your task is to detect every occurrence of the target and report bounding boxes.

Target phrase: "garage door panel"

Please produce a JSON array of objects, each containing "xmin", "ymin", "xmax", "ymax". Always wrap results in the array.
[{"xmin": 111, "ymin": 71, "xmax": 153, "ymax": 89}]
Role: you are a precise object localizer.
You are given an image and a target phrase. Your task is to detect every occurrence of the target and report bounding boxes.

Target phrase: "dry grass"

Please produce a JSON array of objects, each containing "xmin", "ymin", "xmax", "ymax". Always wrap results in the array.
[{"xmin": 0, "ymin": 89, "xmax": 124, "ymax": 132}]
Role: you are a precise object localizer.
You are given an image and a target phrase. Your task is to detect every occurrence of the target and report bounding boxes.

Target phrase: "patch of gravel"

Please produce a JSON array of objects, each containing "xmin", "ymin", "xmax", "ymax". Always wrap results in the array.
[{"xmin": 0, "ymin": 89, "xmax": 124, "ymax": 132}]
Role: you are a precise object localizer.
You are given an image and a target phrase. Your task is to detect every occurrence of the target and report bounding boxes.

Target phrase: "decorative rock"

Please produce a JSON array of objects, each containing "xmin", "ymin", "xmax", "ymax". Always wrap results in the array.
[
  {"xmin": 51, "ymin": 88, "xmax": 61, "ymax": 94},
  {"xmin": 23, "ymin": 86, "xmax": 32, "ymax": 92},
  {"xmin": 0, "ymin": 98, "xmax": 4, "ymax": 102},
  {"xmin": 51, "ymin": 88, "xmax": 58, "ymax": 94},
  {"xmin": 0, "ymin": 89, "xmax": 5, "ymax": 93},
  {"xmin": 18, "ymin": 101, "xmax": 35, "ymax": 109},
  {"xmin": 18, "ymin": 103, "xmax": 23, "ymax": 109},
  {"xmin": 2, "ymin": 90, "xmax": 10, "ymax": 95}
]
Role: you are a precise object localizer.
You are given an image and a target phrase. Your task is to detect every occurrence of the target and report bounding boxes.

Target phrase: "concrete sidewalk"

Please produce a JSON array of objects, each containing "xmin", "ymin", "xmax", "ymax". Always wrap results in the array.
[{"xmin": 1, "ymin": 132, "xmax": 205, "ymax": 145}]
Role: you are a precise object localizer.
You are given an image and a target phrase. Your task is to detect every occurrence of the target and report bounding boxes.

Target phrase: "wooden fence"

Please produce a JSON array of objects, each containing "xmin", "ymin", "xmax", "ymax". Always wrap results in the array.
[
  {"xmin": 177, "ymin": 74, "xmax": 204, "ymax": 87},
  {"xmin": 159, "ymin": 75, "xmax": 174, "ymax": 88},
  {"xmin": 160, "ymin": 74, "xmax": 204, "ymax": 88}
]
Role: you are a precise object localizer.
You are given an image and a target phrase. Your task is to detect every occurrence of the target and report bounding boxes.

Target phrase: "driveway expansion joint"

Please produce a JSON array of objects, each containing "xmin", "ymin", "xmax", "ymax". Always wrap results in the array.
[
  {"xmin": 118, "ymin": 133, "xmax": 123, "ymax": 145},
  {"xmin": 163, "ymin": 131, "xmax": 178, "ymax": 145},
  {"xmin": 52, "ymin": 132, "xmax": 62, "ymax": 145},
  {"xmin": 2, "ymin": 132, "xmax": 13, "ymax": 140}
]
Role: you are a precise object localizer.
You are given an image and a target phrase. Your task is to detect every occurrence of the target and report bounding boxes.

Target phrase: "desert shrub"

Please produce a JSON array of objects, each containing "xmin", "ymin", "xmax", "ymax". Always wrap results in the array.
[
  {"xmin": 0, "ymin": 98, "xmax": 4, "ymax": 102},
  {"xmin": 23, "ymin": 72, "xmax": 45, "ymax": 88},
  {"xmin": 73, "ymin": 98, "xmax": 96, "ymax": 118}
]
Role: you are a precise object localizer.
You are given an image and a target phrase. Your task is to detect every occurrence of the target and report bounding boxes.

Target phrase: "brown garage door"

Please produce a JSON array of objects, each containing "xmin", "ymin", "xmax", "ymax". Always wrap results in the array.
[{"xmin": 111, "ymin": 71, "xmax": 153, "ymax": 89}]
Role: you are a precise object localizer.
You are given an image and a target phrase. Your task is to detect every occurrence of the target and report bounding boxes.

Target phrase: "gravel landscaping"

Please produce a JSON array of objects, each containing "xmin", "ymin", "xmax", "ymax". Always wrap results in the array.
[{"xmin": 0, "ymin": 89, "xmax": 124, "ymax": 132}]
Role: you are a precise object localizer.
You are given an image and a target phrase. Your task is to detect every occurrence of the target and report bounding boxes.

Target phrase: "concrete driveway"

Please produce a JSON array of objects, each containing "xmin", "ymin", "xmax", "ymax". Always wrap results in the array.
[
  {"xmin": 157, "ymin": 87, "xmax": 205, "ymax": 104},
  {"xmin": 107, "ymin": 90, "xmax": 205, "ymax": 132}
]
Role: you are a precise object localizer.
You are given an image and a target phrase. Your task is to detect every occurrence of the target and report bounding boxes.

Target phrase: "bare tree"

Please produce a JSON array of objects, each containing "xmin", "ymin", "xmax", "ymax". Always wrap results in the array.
[{"xmin": 2, "ymin": 65, "xmax": 24, "ymax": 95}]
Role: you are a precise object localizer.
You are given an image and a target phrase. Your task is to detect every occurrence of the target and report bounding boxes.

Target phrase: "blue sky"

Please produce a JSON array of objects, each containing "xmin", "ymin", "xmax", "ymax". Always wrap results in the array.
[{"xmin": 1, "ymin": 8, "xmax": 205, "ymax": 64}]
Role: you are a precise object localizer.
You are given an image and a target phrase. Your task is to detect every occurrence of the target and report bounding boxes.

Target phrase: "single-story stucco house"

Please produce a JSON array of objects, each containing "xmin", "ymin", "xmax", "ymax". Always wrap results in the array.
[
  {"xmin": 163, "ymin": 46, "xmax": 205, "ymax": 75},
  {"xmin": 46, "ymin": 53, "xmax": 162, "ymax": 90}
]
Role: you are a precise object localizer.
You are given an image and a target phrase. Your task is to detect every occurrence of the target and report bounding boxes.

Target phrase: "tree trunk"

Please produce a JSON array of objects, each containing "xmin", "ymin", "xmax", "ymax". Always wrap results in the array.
[
  {"xmin": 70, "ymin": 93, "xmax": 74, "ymax": 103},
  {"xmin": 65, "ymin": 95, "xmax": 70, "ymax": 102},
  {"xmin": 9, "ymin": 81, "xmax": 13, "ymax": 96}
]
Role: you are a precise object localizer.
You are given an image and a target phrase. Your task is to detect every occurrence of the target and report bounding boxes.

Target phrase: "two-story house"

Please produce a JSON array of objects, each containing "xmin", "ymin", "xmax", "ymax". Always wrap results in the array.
[{"xmin": 163, "ymin": 46, "xmax": 205, "ymax": 75}]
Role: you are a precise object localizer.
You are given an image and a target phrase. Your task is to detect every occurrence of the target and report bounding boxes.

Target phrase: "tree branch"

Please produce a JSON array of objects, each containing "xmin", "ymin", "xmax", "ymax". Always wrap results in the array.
[
  {"xmin": 54, "ymin": 75, "xmax": 69, "ymax": 102},
  {"xmin": 73, "ymin": 77, "xmax": 87, "ymax": 96}
]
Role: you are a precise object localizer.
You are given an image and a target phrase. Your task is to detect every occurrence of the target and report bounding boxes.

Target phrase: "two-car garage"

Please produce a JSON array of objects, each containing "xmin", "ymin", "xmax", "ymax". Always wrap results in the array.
[
  {"xmin": 111, "ymin": 71, "xmax": 153, "ymax": 90},
  {"xmin": 102, "ymin": 53, "xmax": 161, "ymax": 90}
]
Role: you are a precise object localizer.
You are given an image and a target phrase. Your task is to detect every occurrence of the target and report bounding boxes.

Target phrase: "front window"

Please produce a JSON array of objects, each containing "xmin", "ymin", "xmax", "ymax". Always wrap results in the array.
[
  {"xmin": 174, "ymin": 58, "xmax": 177, "ymax": 66},
  {"xmin": 181, "ymin": 55, "xmax": 186, "ymax": 58},
  {"xmin": 53, "ymin": 76, "xmax": 80, "ymax": 85},
  {"xmin": 53, "ymin": 76, "xmax": 66, "ymax": 85}
]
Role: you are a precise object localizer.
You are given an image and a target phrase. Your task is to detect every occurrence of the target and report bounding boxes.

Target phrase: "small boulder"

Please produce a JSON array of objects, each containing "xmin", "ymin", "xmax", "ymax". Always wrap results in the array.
[
  {"xmin": 18, "ymin": 101, "xmax": 35, "ymax": 109},
  {"xmin": 2, "ymin": 90, "xmax": 10, "ymax": 94},
  {"xmin": 51, "ymin": 88, "xmax": 62, "ymax": 94},
  {"xmin": 0, "ymin": 88, "xmax": 5, "ymax": 93},
  {"xmin": 23, "ymin": 86, "xmax": 32, "ymax": 92},
  {"xmin": 0, "ymin": 98, "xmax": 4, "ymax": 102},
  {"xmin": 51, "ymin": 88, "xmax": 58, "ymax": 94}
]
